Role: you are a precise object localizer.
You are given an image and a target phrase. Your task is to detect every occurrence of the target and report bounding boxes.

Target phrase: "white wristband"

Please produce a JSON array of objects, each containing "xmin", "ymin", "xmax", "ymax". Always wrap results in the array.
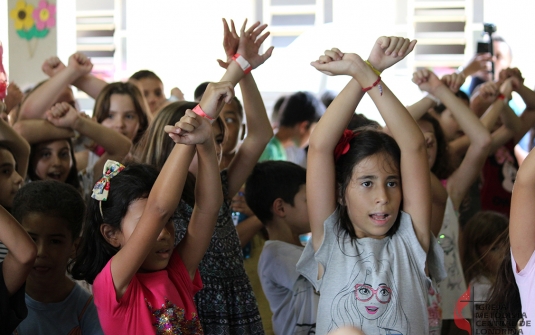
[{"xmin": 232, "ymin": 54, "xmax": 252, "ymax": 74}]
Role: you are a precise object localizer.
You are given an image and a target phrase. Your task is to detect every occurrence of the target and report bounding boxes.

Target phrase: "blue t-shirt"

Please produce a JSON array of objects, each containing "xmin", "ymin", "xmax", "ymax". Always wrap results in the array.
[{"xmin": 14, "ymin": 283, "xmax": 103, "ymax": 335}]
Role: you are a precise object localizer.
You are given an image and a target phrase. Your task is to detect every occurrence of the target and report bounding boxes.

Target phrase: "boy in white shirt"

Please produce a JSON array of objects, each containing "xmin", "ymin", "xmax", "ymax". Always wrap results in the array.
[{"xmin": 245, "ymin": 161, "xmax": 318, "ymax": 335}]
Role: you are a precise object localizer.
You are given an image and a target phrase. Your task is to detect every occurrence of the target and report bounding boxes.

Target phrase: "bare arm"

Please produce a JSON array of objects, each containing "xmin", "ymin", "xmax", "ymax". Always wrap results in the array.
[
  {"xmin": 176, "ymin": 133, "xmax": 223, "ymax": 279},
  {"xmin": 1, "ymin": 206, "xmax": 37, "ymax": 296},
  {"xmin": 510, "ymin": 145, "xmax": 535, "ymax": 270},
  {"xmin": 0, "ymin": 118, "xmax": 30, "ymax": 179},
  {"xmin": 12, "ymin": 119, "xmax": 74, "ymax": 144},
  {"xmin": 72, "ymin": 75, "xmax": 108, "ymax": 100},
  {"xmin": 46, "ymin": 103, "xmax": 132, "ymax": 183},
  {"xmin": 226, "ymin": 73, "xmax": 273, "ymax": 197},
  {"xmin": 19, "ymin": 54, "xmax": 92, "ymax": 120}
]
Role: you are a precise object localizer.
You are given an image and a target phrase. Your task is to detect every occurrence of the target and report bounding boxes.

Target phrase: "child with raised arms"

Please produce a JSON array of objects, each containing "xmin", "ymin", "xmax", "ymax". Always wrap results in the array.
[
  {"xmin": 70, "ymin": 83, "xmax": 228, "ymax": 333},
  {"xmin": 296, "ymin": 37, "xmax": 446, "ymax": 335}
]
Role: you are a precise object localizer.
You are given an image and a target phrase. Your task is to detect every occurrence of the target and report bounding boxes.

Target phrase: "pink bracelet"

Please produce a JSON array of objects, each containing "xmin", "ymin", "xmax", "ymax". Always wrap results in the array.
[
  {"xmin": 232, "ymin": 53, "xmax": 252, "ymax": 74},
  {"xmin": 193, "ymin": 104, "xmax": 215, "ymax": 121}
]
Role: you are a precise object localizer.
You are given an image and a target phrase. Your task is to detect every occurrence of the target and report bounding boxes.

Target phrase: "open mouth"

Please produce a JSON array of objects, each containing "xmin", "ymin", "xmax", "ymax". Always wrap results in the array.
[
  {"xmin": 47, "ymin": 172, "xmax": 63, "ymax": 180},
  {"xmin": 156, "ymin": 248, "xmax": 171, "ymax": 258},
  {"xmin": 33, "ymin": 266, "xmax": 51, "ymax": 274},
  {"xmin": 365, "ymin": 306, "xmax": 379, "ymax": 314},
  {"xmin": 370, "ymin": 213, "xmax": 390, "ymax": 225}
]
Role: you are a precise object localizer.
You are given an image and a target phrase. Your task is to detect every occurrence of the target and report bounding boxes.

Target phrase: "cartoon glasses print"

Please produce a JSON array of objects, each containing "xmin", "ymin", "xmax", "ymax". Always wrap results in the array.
[{"xmin": 354, "ymin": 284, "xmax": 392, "ymax": 303}]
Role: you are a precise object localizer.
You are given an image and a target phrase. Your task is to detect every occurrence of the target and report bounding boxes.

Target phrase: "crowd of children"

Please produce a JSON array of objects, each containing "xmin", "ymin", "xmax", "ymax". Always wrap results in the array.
[{"xmin": 0, "ymin": 16, "xmax": 534, "ymax": 335}]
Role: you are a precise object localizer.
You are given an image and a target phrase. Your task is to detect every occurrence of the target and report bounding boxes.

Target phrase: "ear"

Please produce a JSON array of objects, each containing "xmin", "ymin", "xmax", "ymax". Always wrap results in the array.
[
  {"xmin": 271, "ymin": 198, "xmax": 286, "ymax": 218},
  {"xmin": 100, "ymin": 223, "xmax": 122, "ymax": 248},
  {"xmin": 298, "ymin": 121, "xmax": 311, "ymax": 135},
  {"xmin": 336, "ymin": 184, "xmax": 345, "ymax": 206}
]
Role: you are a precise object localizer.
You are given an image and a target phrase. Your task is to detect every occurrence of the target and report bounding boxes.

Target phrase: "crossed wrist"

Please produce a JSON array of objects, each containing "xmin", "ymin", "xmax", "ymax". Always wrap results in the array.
[{"xmin": 232, "ymin": 54, "xmax": 252, "ymax": 74}]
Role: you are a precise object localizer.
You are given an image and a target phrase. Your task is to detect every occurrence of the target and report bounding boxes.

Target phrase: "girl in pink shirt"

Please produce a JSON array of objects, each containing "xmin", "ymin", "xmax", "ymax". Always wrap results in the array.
[{"xmin": 70, "ymin": 83, "xmax": 234, "ymax": 334}]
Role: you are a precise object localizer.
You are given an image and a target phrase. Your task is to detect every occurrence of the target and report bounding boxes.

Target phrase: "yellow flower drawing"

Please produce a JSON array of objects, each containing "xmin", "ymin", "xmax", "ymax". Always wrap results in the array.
[{"xmin": 10, "ymin": 1, "xmax": 35, "ymax": 31}]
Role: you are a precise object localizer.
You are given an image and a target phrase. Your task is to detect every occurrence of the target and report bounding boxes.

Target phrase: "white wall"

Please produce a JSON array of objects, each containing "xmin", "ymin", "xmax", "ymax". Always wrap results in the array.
[{"xmin": 125, "ymin": 0, "xmax": 256, "ymax": 101}]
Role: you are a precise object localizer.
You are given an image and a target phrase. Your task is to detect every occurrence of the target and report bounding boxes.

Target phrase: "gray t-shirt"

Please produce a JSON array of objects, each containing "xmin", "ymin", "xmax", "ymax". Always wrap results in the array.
[
  {"xmin": 14, "ymin": 283, "xmax": 103, "ymax": 335},
  {"xmin": 297, "ymin": 209, "xmax": 446, "ymax": 335},
  {"xmin": 258, "ymin": 240, "xmax": 319, "ymax": 335}
]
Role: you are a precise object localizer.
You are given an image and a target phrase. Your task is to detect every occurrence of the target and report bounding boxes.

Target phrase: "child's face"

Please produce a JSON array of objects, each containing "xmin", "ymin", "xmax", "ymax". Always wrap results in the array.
[
  {"xmin": 418, "ymin": 120, "xmax": 438, "ymax": 169},
  {"xmin": 22, "ymin": 213, "xmax": 76, "ymax": 284},
  {"xmin": 437, "ymin": 98, "xmax": 469, "ymax": 141},
  {"xmin": 343, "ymin": 152, "xmax": 401, "ymax": 239},
  {"xmin": 212, "ymin": 121, "xmax": 224, "ymax": 164},
  {"xmin": 33, "ymin": 139, "xmax": 73, "ymax": 183},
  {"xmin": 284, "ymin": 184, "xmax": 310, "ymax": 235},
  {"xmin": 116, "ymin": 198, "xmax": 176, "ymax": 272},
  {"xmin": 220, "ymin": 100, "xmax": 243, "ymax": 155},
  {"xmin": 0, "ymin": 148, "xmax": 22, "ymax": 207},
  {"xmin": 138, "ymin": 78, "xmax": 165, "ymax": 114},
  {"xmin": 101, "ymin": 93, "xmax": 140, "ymax": 141}
]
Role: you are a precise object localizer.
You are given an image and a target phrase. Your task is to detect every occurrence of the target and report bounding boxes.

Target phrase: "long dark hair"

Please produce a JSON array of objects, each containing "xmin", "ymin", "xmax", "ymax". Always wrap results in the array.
[
  {"xmin": 70, "ymin": 163, "xmax": 158, "ymax": 284},
  {"xmin": 133, "ymin": 101, "xmax": 197, "ymax": 206},
  {"xmin": 335, "ymin": 128, "xmax": 402, "ymax": 241},
  {"xmin": 419, "ymin": 112, "xmax": 452, "ymax": 180},
  {"xmin": 485, "ymin": 231, "xmax": 522, "ymax": 332},
  {"xmin": 28, "ymin": 138, "xmax": 81, "ymax": 193}
]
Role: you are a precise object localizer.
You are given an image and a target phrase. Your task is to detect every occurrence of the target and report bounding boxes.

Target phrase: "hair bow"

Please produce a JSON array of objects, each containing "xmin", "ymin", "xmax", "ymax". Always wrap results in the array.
[
  {"xmin": 334, "ymin": 129, "xmax": 357, "ymax": 162},
  {"xmin": 91, "ymin": 160, "xmax": 125, "ymax": 201}
]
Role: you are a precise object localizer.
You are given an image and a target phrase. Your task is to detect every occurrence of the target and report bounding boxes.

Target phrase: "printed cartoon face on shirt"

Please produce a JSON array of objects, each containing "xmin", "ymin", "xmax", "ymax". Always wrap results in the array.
[
  {"xmin": 329, "ymin": 258, "xmax": 409, "ymax": 335},
  {"xmin": 355, "ymin": 281, "xmax": 392, "ymax": 320}
]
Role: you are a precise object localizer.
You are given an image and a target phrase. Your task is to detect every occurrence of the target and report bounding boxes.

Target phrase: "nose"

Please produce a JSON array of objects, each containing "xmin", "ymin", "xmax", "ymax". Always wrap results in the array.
[
  {"xmin": 375, "ymin": 185, "xmax": 389, "ymax": 205},
  {"xmin": 13, "ymin": 170, "xmax": 23, "ymax": 187},
  {"xmin": 156, "ymin": 224, "xmax": 173, "ymax": 241},
  {"xmin": 51, "ymin": 153, "xmax": 62, "ymax": 167},
  {"xmin": 113, "ymin": 116, "xmax": 125, "ymax": 130},
  {"xmin": 36, "ymin": 240, "xmax": 47, "ymax": 258}
]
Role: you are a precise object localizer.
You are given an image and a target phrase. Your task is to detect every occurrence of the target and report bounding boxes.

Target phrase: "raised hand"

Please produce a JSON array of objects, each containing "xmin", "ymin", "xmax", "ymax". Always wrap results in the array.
[
  {"xmin": 311, "ymin": 48, "xmax": 358, "ymax": 76},
  {"xmin": 441, "ymin": 72, "xmax": 466, "ymax": 92},
  {"xmin": 500, "ymin": 77, "xmax": 520, "ymax": 100},
  {"xmin": 499, "ymin": 67, "xmax": 524, "ymax": 85},
  {"xmin": 478, "ymin": 81, "xmax": 500, "ymax": 99},
  {"xmin": 45, "ymin": 102, "xmax": 79, "ymax": 129},
  {"xmin": 217, "ymin": 18, "xmax": 240, "ymax": 69},
  {"xmin": 367, "ymin": 36, "xmax": 417, "ymax": 73},
  {"xmin": 462, "ymin": 53, "xmax": 492, "ymax": 77},
  {"xmin": 5, "ymin": 82, "xmax": 23, "ymax": 112},
  {"xmin": 42, "ymin": 56, "xmax": 66, "ymax": 77},
  {"xmin": 67, "ymin": 52, "xmax": 93, "ymax": 77},
  {"xmin": 412, "ymin": 69, "xmax": 443, "ymax": 94},
  {"xmin": 198, "ymin": 81, "xmax": 235, "ymax": 118},
  {"xmin": 165, "ymin": 109, "xmax": 212, "ymax": 145},
  {"xmin": 235, "ymin": 19, "xmax": 274, "ymax": 69}
]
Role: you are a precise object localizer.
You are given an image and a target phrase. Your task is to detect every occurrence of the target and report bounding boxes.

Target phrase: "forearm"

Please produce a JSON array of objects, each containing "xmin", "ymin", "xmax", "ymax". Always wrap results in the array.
[
  {"xmin": 0, "ymin": 119, "xmax": 30, "ymax": 179},
  {"xmin": 194, "ymin": 141, "xmax": 224, "ymax": 214},
  {"xmin": 500, "ymin": 104, "xmax": 522, "ymax": 134},
  {"xmin": 220, "ymin": 61, "xmax": 245, "ymax": 88},
  {"xmin": 0, "ymin": 206, "xmax": 37, "ymax": 296},
  {"xmin": 433, "ymin": 85, "xmax": 490, "ymax": 146},
  {"xmin": 239, "ymin": 74, "xmax": 273, "ymax": 143},
  {"xmin": 479, "ymin": 98, "xmax": 506, "ymax": 130},
  {"xmin": 309, "ymin": 79, "xmax": 364, "ymax": 152},
  {"xmin": 516, "ymin": 85, "xmax": 535, "ymax": 110},
  {"xmin": 73, "ymin": 117, "xmax": 131, "ymax": 157},
  {"xmin": 72, "ymin": 75, "xmax": 107, "ymax": 99},
  {"xmin": 13, "ymin": 119, "xmax": 74, "ymax": 144},
  {"xmin": 19, "ymin": 68, "xmax": 78, "ymax": 120},
  {"xmin": 236, "ymin": 216, "xmax": 263, "ymax": 248},
  {"xmin": 407, "ymin": 96, "xmax": 436, "ymax": 120}
]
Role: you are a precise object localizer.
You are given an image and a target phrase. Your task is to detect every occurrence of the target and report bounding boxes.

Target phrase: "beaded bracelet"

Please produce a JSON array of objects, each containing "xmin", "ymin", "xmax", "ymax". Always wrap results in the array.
[{"xmin": 362, "ymin": 76, "xmax": 383, "ymax": 95}]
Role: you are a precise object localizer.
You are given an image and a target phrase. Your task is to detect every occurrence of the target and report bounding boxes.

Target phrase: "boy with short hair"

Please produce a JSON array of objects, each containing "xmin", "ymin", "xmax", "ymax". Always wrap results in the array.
[
  {"xmin": 12, "ymin": 181, "xmax": 103, "ymax": 334},
  {"xmin": 245, "ymin": 161, "xmax": 318, "ymax": 335}
]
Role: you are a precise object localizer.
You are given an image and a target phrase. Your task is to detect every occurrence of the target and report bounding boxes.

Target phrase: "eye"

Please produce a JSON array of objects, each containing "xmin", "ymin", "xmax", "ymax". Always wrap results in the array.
[
  {"xmin": 59, "ymin": 150, "xmax": 71, "ymax": 159},
  {"xmin": 154, "ymin": 90, "xmax": 162, "ymax": 97},
  {"xmin": 361, "ymin": 181, "xmax": 372, "ymax": 187},
  {"xmin": 125, "ymin": 113, "xmax": 137, "ymax": 120},
  {"xmin": 378, "ymin": 288, "xmax": 390, "ymax": 297},
  {"xmin": 2, "ymin": 167, "xmax": 12, "ymax": 175},
  {"xmin": 51, "ymin": 239, "xmax": 63, "ymax": 245},
  {"xmin": 39, "ymin": 151, "xmax": 51, "ymax": 158},
  {"xmin": 107, "ymin": 113, "xmax": 115, "ymax": 119},
  {"xmin": 358, "ymin": 287, "xmax": 371, "ymax": 295},
  {"xmin": 387, "ymin": 181, "xmax": 397, "ymax": 188}
]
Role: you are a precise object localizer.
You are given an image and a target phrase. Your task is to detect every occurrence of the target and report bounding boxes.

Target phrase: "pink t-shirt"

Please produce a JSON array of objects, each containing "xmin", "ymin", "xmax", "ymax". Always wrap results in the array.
[
  {"xmin": 511, "ymin": 248, "xmax": 535, "ymax": 334},
  {"xmin": 93, "ymin": 250, "xmax": 203, "ymax": 335}
]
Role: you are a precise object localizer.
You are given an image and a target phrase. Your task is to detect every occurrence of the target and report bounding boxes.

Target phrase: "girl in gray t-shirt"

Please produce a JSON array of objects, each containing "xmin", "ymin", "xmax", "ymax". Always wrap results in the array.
[{"xmin": 296, "ymin": 37, "xmax": 446, "ymax": 335}]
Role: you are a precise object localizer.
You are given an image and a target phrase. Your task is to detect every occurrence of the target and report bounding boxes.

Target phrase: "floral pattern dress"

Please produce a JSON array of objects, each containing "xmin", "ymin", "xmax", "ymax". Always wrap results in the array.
[{"xmin": 174, "ymin": 170, "xmax": 264, "ymax": 335}]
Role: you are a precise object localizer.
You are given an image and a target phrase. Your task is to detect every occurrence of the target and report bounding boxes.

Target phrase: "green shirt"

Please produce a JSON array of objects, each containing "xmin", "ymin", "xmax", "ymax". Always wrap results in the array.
[{"xmin": 258, "ymin": 136, "xmax": 286, "ymax": 162}]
